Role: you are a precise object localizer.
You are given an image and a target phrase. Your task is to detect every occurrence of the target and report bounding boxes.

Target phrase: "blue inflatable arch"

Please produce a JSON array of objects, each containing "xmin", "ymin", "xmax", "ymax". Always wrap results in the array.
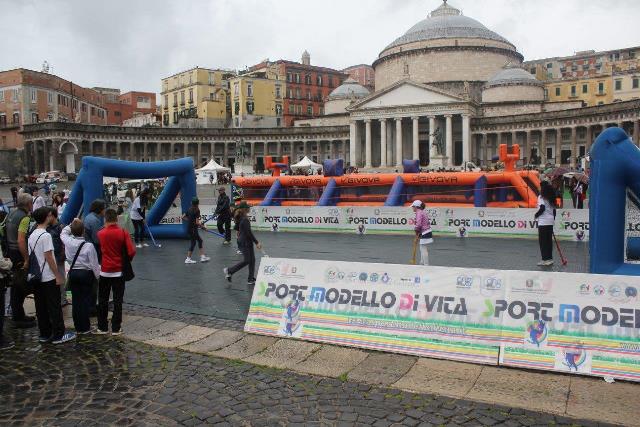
[
  {"xmin": 61, "ymin": 157, "xmax": 196, "ymax": 239},
  {"xmin": 589, "ymin": 127, "xmax": 640, "ymax": 275}
]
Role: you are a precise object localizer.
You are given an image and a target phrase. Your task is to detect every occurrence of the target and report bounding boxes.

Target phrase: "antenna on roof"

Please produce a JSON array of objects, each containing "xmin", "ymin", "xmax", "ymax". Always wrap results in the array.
[{"xmin": 41, "ymin": 60, "xmax": 50, "ymax": 73}]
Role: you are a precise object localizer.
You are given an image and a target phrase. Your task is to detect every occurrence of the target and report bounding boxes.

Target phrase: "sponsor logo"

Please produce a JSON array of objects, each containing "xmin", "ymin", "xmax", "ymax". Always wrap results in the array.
[
  {"xmin": 579, "ymin": 284, "xmax": 591, "ymax": 295},
  {"xmin": 456, "ymin": 276, "xmax": 474, "ymax": 289},
  {"xmin": 358, "ymin": 273, "xmax": 368, "ymax": 282},
  {"xmin": 594, "ymin": 285, "xmax": 606, "ymax": 296},
  {"xmin": 560, "ymin": 349, "xmax": 587, "ymax": 372},
  {"xmin": 626, "ymin": 286, "xmax": 638, "ymax": 298},
  {"xmin": 609, "ymin": 285, "xmax": 622, "ymax": 298},
  {"xmin": 370, "ymin": 273, "xmax": 379, "ymax": 283},
  {"xmin": 526, "ymin": 320, "xmax": 548, "ymax": 347},
  {"xmin": 381, "ymin": 273, "xmax": 391, "ymax": 284}
]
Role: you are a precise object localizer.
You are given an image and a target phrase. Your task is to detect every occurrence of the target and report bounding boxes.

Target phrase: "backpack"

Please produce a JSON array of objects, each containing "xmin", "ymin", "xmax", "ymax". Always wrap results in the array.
[{"xmin": 27, "ymin": 232, "xmax": 47, "ymax": 284}]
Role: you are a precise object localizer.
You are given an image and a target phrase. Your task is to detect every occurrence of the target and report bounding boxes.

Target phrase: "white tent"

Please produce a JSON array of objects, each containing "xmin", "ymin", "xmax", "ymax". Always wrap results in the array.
[
  {"xmin": 195, "ymin": 159, "xmax": 230, "ymax": 185},
  {"xmin": 290, "ymin": 156, "xmax": 322, "ymax": 171}
]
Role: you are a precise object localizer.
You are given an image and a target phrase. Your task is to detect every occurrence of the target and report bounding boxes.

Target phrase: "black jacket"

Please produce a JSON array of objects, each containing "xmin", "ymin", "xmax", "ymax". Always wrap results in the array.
[
  {"xmin": 215, "ymin": 194, "xmax": 231, "ymax": 218},
  {"xmin": 237, "ymin": 216, "xmax": 258, "ymax": 246}
]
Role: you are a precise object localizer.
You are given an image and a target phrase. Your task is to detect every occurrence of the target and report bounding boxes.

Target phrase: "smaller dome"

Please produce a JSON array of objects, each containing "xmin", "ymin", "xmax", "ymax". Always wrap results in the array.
[
  {"xmin": 485, "ymin": 67, "xmax": 542, "ymax": 88},
  {"xmin": 328, "ymin": 78, "xmax": 370, "ymax": 99}
]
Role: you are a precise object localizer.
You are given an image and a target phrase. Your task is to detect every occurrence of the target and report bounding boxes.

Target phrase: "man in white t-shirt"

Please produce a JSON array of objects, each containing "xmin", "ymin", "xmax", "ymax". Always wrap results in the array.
[
  {"xmin": 28, "ymin": 207, "xmax": 75, "ymax": 344},
  {"xmin": 32, "ymin": 188, "xmax": 45, "ymax": 212},
  {"xmin": 129, "ymin": 190, "xmax": 149, "ymax": 248}
]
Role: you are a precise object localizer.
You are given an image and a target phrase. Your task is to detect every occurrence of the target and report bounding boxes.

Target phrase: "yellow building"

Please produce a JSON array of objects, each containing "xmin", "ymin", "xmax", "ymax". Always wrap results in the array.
[
  {"xmin": 545, "ymin": 76, "xmax": 612, "ymax": 106},
  {"xmin": 613, "ymin": 71, "xmax": 640, "ymax": 102},
  {"xmin": 229, "ymin": 71, "xmax": 284, "ymax": 128},
  {"xmin": 160, "ymin": 67, "xmax": 235, "ymax": 127}
]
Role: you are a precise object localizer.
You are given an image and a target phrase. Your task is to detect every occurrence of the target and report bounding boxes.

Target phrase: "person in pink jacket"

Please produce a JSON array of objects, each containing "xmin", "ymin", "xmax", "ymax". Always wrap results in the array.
[{"xmin": 412, "ymin": 200, "xmax": 433, "ymax": 265}]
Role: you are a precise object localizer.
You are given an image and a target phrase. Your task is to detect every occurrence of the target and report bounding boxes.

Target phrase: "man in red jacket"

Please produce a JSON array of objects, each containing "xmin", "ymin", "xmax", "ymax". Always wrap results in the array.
[{"xmin": 95, "ymin": 208, "xmax": 136, "ymax": 335}]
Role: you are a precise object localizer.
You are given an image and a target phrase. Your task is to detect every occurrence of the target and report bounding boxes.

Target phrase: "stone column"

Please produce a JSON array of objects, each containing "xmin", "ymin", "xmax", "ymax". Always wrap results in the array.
[
  {"xmin": 49, "ymin": 142, "xmax": 56, "ymax": 171},
  {"xmin": 349, "ymin": 121, "xmax": 358, "ymax": 167},
  {"xmin": 445, "ymin": 115, "xmax": 453, "ymax": 165},
  {"xmin": 510, "ymin": 131, "xmax": 517, "ymax": 147},
  {"xmin": 330, "ymin": 141, "xmax": 336, "ymax": 159},
  {"xmin": 585, "ymin": 126, "xmax": 593, "ymax": 154},
  {"xmin": 570, "ymin": 126, "xmax": 577, "ymax": 167},
  {"xmin": 634, "ymin": 119, "xmax": 640, "ymax": 146},
  {"xmin": 42, "ymin": 141, "xmax": 49, "ymax": 172},
  {"xmin": 210, "ymin": 142, "xmax": 215, "ymax": 161},
  {"xmin": 143, "ymin": 143, "xmax": 149, "ymax": 163},
  {"xmin": 429, "ymin": 116, "xmax": 436, "ymax": 160},
  {"xmin": 555, "ymin": 128, "xmax": 562, "ymax": 166},
  {"xmin": 116, "ymin": 141, "xmax": 122, "ymax": 160},
  {"xmin": 169, "ymin": 143, "xmax": 175, "ymax": 161},
  {"xmin": 496, "ymin": 132, "xmax": 502, "ymax": 147},
  {"xmin": 481, "ymin": 134, "xmax": 488, "ymax": 165},
  {"xmin": 379, "ymin": 119, "xmax": 387, "ymax": 167},
  {"xmin": 276, "ymin": 141, "xmax": 282, "ymax": 158},
  {"xmin": 462, "ymin": 115, "xmax": 470, "ymax": 165},
  {"xmin": 33, "ymin": 141, "xmax": 39, "ymax": 173},
  {"xmin": 395, "ymin": 118, "xmax": 403, "ymax": 167},
  {"xmin": 365, "ymin": 119, "xmax": 372, "ymax": 168},
  {"xmin": 412, "ymin": 117, "xmax": 420, "ymax": 162},
  {"xmin": 540, "ymin": 130, "xmax": 548, "ymax": 164},
  {"xmin": 251, "ymin": 141, "xmax": 256, "ymax": 166},
  {"xmin": 223, "ymin": 142, "xmax": 228, "ymax": 166},
  {"xmin": 303, "ymin": 141, "xmax": 309, "ymax": 159},
  {"xmin": 525, "ymin": 130, "xmax": 531, "ymax": 165},
  {"xmin": 343, "ymin": 140, "xmax": 348, "ymax": 163}
]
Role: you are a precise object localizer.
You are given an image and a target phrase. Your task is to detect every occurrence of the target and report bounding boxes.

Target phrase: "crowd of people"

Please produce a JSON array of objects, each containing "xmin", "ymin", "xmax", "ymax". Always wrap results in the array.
[{"xmin": 0, "ymin": 188, "xmax": 137, "ymax": 350}]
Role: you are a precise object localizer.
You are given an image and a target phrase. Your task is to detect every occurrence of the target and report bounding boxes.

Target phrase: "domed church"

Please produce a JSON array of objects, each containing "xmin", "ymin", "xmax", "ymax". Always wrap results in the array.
[{"xmin": 335, "ymin": 0, "xmax": 640, "ymax": 170}]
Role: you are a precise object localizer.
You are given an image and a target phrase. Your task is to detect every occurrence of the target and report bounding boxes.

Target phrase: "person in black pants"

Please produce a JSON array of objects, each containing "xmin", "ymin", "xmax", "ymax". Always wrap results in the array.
[
  {"xmin": 0, "ymin": 256, "xmax": 14, "ymax": 350},
  {"xmin": 535, "ymin": 181, "xmax": 557, "ymax": 267},
  {"xmin": 61, "ymin": 219, "xmax": 101, "ymax": 334},
  {"xmin": 215, "ymin": 187, "xmax": 232, "ymax": 245},
  {"xmin": 224, "ymin": 202, "xmax": 261, "ymax": 287}
]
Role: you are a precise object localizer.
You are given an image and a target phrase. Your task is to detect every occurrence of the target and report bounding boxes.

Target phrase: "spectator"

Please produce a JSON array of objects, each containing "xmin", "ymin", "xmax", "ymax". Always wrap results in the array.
[
  {"xmin": 0, "ymin": 255, "xmax": 13, "ymax": 350},
  {"xmin": 535, "ymin": 181, "xmax": 557, "ymax": 266},
  {"xmin": 223, "ymin": 202, "xmax": 261, "ymax": 287},
  {"xmin": 130, "ymin": 189, "xmax": 149, "ymax": 248},
  {"xmin": 29, "ymin": 207, "xmax": 75, "ymax": 344},
  {"xmin": 215, "ymin": 187, "xmax": 232, "ymax": 245},
  {"xmin": 95, "ymin": 209, "xmax": 136, "ymax": 335},
  {"xmin": 84, "ymin": 199, "xmax": 106, "ymax": 316},
  {"xmin": 10, "ymin": 186, "xmax": 18, "ymax": 206},
  {"xmin": 32, "ymin": 187, "xmax": 45, "ymax": 212},
  {"xmin": 61, "ymin": 219, "xmax": 100, "ymax": 334},
  {"xmin": 6, "ymin": 194, "xmax": 35, "ymax": 328},
  {"xmin": 47, "ymin": 208, "xmax": 68, "ymax": 306}
]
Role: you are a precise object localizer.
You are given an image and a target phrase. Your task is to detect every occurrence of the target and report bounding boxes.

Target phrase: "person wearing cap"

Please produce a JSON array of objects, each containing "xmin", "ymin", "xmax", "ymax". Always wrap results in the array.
[
  {"xmin": 412, "ymin": 200, "xmax": 433, "ymax": 266},
  {"xmin": 183, "ymin": 197, "xmax": 210, "ymax": 264},
  {"xmin": 224, "ymin": 201, "xmax": 261, "ymax": 287},
  {"xmin": 215, "ymin": 187, "xmax": 232, "ymax": 245}
]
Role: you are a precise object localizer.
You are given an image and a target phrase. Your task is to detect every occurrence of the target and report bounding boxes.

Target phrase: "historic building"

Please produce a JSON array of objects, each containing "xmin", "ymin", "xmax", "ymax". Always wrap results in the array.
[
  {"xmin": 342, "ymin": 64, "xmax": 375, "ymax": 92},
  {"xmin": 160, "ymin": 67, "xmax": 235, "ymax": 128},
  {"xmin": 250, "ymin": 53, "xmax": 349, "ymax": 127},
  {"xmin": 21, "ymin": 122, "xmax": 349, "ymax": 174},
  {"xmin": 0, "ymin": 69, "xmax": 107, "ymax": 176},
  {"xmin": 524, "ymin": 46, "xmax": 640, "ymax": 106},
  {"xmin": 17, "ymin": 1, "xmax": 640, "ymax": 175},
  {"xmin": 229, "ymin": 71, "xmax": 284, "ymax": 128},
  {"xmin": 93, "ymin": 88, "xmax": 157, "ymax": 125},
  {"xmin": 343, "ymin": 0, "xmax": 640, "ymax": 169}
]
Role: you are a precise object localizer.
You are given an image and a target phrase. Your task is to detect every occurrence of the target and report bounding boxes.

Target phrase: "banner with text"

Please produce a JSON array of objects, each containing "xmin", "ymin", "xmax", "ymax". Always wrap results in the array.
[
  {"xmin": 162, "ymin": 206, "xmax": 593, "ymax": 240},
  {"xmin": 245, "ymin": 258, "xmax": 640, "ymax": 381}
]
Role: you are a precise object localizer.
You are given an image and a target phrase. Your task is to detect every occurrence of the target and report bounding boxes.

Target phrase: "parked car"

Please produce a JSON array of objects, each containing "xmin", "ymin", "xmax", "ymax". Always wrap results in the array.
[
  {"xmin": 36, "ymin": 171, "xmax": 66, "ymax": 184},
  {"xmin": 0, "ymin": 176, "xmax": 11, "ymax": 184}
]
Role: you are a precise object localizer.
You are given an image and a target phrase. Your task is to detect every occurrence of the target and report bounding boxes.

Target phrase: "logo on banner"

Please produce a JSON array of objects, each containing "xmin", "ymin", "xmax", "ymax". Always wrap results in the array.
[
  {"xmin": 381, "ymin": 273, "xmax": 391, "ymax": 284},
  {"xmin": 525, "ymin": 320, "xmax": 548, "ymax": 347},
  {"xmin": 576, "ymin": 230, "xmax": 585, "ymax": 241},
  {"xmin": 370, "ymin": 273, "xmax": 379, "ymax": 283},
  {"xmin": 458, "ymin": 227, "xmax": 467, "ymax": 238},
  {"xmin": 282, "ymin": 299, "xmax": 302, "ymax": 337},
  {"xmin": 594, "ymin": 285, "xmax": 606, "ymax": 296},
  {"xmin": 555, "ymin": 348, "xmax": 591, "ymax": 373},
  {"xmin": 579, "ymin": 284, "xmax": 590, "ymax": 295},
  {"xmin": 626, "ymin": 286, "xmax": 638, "ymax": 298}
]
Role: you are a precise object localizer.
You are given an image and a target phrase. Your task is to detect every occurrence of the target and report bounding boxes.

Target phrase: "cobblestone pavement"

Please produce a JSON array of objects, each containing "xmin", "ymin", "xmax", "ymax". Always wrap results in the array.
[{"xmin": 0, "ymin": 324, "xmax": 611, "ymax": 427}]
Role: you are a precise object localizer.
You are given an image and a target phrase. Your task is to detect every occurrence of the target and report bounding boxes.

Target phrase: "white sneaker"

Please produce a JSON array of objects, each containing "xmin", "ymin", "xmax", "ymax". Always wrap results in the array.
[
  {"xmin": 537, "ymin": 260, "xmax": 547, "ymax": 266},
  {"xmin": 142, "ymin": 243, "xmax": 150, "ymax": 247},
  {"xmin": 52, "ymin": 332, "xmax": 76, "ymax": 344},
  {"xmin": 136, "ymin": 244, "xmax": 143, "ymax": 249},
  {"xmin": 200, "ymin": 255, "xmax": 210, "ymax": 263},
  {"xmin": 93, "ymin": 329, "xmax": 109, "ymax": 335},
  {"xmin": 236, "ymin": 250, "xmax": 243, "ymax": 255},
  {"xmin": 185, "ymin": 258, "xmax": 197, "ymax": 264},
  {"xmin": 111, "ymin": 330, "xmax": 123, "ymax": 336},
  {"xmin": 222, "ymin": 241, "xmax": 230, "ymax": 246},
  {"xmin": 544, "ymin": 260, "xmax": 554, "ymax": 266}
]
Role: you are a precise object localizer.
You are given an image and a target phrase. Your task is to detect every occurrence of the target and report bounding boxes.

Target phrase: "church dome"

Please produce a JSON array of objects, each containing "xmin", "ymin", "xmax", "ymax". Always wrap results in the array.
[
  {"xmin": 485, "ymin": 67, "xmax": 543, "ymax": 88},
  {"xmin": 384, "ymin": 1, "xmax": 515, "ymax": 51},
  {"xmin": 328, "ymin": 78, "xmax": 370, "ymax": 99},
  {"xmin": 374, "ymin": 1, "xmax": 523, "ymax": 91}
]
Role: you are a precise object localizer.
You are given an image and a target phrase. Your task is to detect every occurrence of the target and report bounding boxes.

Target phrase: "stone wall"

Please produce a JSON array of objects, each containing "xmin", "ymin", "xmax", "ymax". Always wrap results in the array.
[
  {"xmin": 375, "ymin": 49, "xmax": 519, "ymax": 90},
  {"xmin": 324, "ymin": 98, "xmax": 351, "ymax": 115},
  {"xmin": 482, "ymin": 103, "xmax": 543, "ymax": 118},
  {"xmin": 482, "ymin": 85, "xmax": 544, "ymax": 103},
  {"xmin": 294, "ymin": 115, "xmax": 350, "ymax": 127}
]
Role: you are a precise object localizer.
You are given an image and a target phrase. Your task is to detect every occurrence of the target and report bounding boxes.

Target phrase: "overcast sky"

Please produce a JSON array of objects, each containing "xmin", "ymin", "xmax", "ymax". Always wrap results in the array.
[{"xmin": 3, "ymin": 0, "xmax": 639, "ymax": 95}]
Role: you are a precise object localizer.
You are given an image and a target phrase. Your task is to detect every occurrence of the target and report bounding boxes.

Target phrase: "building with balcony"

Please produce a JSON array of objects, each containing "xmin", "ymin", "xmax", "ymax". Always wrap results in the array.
[
  {"xmin": 250, "ymin": 52, "xmax": 349, "ymax": 127},
  {"xmin": 0, "ymin": 68, "xmax": 107, "ymax": 176},
  {"xmin": 160, "ymin": 67, "xmax": 235, "ymax": 128}
]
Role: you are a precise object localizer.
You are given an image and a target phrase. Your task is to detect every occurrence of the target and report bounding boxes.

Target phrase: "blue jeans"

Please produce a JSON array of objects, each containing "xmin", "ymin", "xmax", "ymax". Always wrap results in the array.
[{"xmin": 69, "ymin": 270, "xmax": 94, "ymax": 333}]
